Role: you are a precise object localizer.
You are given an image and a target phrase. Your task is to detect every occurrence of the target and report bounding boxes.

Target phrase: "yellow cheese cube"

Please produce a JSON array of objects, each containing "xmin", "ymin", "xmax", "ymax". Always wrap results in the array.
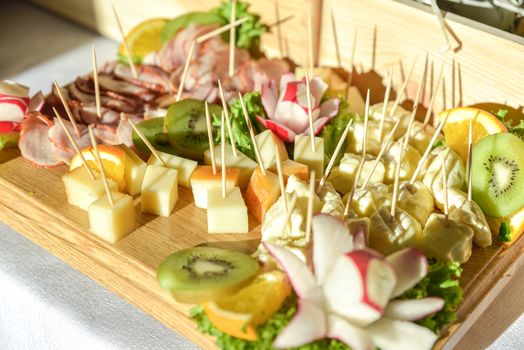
[
  {"xmin": 245, "ymin": 168, "xmax": 280, "ymax": 223},
  {"xmin": 88, "ymin": 192, "xmax": 136, "ymax": 243},
  {"xmin": 190, "ymin": 166, "xmax": 240, "ymax": 208},
  {"xmin": 293, "ymin": 135, "xmax": 324, "ymax": 179},
  {"xmin": 63, "ymin": 167, "xmax": 118, "ymax": 211},
  {"xmin": 147, "ymin": 151, "xmax": 197, "ymax": 188},
  {"xmin": 207, "ymin": 187, "xmax": 248, "ymax": 234},
  {"xmin": 141, "ymin": 165, "xmax": 178, "ymax": 217},
  {"xmin": 204, "ymin": 143, "xmax": 257, "ymax": 189},
  {"xmin": 255, "ymin": 129, "xmax": 288, "ymax": 169},
  {"xmin": 117, "ymin": 145, "xmax": 147, "ymax": 196}
]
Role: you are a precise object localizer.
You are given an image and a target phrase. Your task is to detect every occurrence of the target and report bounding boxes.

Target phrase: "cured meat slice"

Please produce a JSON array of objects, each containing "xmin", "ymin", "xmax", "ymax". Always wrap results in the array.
[
  {"xmin": 116, "ymin": 114, "xmax": 143, "ymax": 147},
  {"xmin": 93, "ymin": 124, "xmax": 120, "ymax": 145},
  {"xmin": 19, "ymin": 112, "xmax": 61, "ymax": 167},
  {"xmin": 97, "ymin": 74, "xmax": 155, "ymax": 101},
  {"xmin": 48, "ymin": 119, "xmax": 90, "ymax": 163},
  {"xmin": 113, "ymin": 64, "xmax": 171, "ymax": 94}
]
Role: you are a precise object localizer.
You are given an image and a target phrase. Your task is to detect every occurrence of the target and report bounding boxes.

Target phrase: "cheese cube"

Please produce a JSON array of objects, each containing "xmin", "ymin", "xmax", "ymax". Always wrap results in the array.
[
  {"xmin": 245, "ymin": 168, "xmax": 281, "ymax": 223},
  {"xmin": 63, "ymin": 167, "xmax": 118, "ymax": 210},
  {"xmin": 204, "ymin": 143, "xmax": 257, "ymax": 189},
  {"xmin": 255, "ymin": 129, "xmax": 288, "ymax": 169},
  {"xmin": 293, "ymin": 135, "xmax": 324, "ymax": 179},
  {"xmin": 269, "ymin": 159, "xmax": 309, "ymax": 184},
  {"xmin": 117, "ymin": 145, "xmax": 146, "ymax": 196},
  {"xmin": 190, "ymin": 166, "xmax": 240, "ymax": 208},
  {"xmin": 141, "ymin": 165, "xmax": 178, "ymax": 217},
  {"xmin": 207, "ymin": 187, "xmax": 248, "ymax": 234},
  {"xmin": 88, "ymin": 192, "xmax": 136, "ymax": 243},
  {"xmin": 346, "ymin": 86, "xmax": 365, "ymax": 116},
  {"xmin": 329, "ymin": 72, "xmax": 348, "ymax": 97},
  {"xmin": 147, "ymin": 151, "xmax": 197, "ymax": 188}
]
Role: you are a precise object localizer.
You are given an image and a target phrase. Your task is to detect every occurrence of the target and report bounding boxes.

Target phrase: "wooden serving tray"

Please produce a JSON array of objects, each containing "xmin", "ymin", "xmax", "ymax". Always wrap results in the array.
[{"xmin": 0, "ymin": 147, "xmax": 523, "ymax": 350}]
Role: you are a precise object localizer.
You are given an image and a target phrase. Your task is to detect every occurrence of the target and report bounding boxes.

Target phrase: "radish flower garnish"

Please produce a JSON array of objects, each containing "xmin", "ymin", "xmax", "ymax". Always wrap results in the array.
[
  {"xmin": 257, "ymin": 73, "xmax": 340, "ymax": 142},
  {"xmin": 264, "ymin": 213, "xmax": 443, "ymax": 350}
]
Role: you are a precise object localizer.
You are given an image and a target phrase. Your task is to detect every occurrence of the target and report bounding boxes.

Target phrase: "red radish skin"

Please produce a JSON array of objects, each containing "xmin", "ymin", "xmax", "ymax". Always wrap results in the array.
[{"xmin": 0, "ymin": 121, "xmax": 20, "ymax": 133}]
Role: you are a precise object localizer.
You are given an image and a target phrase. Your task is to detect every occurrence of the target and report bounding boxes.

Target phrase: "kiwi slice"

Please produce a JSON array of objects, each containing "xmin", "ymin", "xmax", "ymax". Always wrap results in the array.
[
  {"xmin": 157, "ymin": 247, "xmax": 259, "ymax": 304},
  {"xmin": 132, "ymin": 118, "xmax": 177, "ymax": 157},
  {"xmin": 166, "ymin": 99, "xmax": 222, "ymax": 162},
  {"xmin": 471, "ymin": 133, "xmax": 524, "ymax": 217}
]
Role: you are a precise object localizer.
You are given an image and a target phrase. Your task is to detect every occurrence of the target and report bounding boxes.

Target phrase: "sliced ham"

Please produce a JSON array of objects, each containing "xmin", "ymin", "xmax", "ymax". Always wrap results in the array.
[
  {"xmin": 114, "ymin": 64, "xmax": 171, "ymax": 94},
  {"xmin": 68, "ymin": 81, "xmax": 138, "ymax": 113},
  {"xmin": 48, "ymin": 119, "xmax": 90, "ymax": 163},
  {"xmin": 93, "ymin": 124, "xmax": 120, "ymax": 145},
  {"xmin": 19, "ymin": 112, "xmax": 61, "ymax": 167},
  {"xmin": 117, "ymin": 114, "xmax": 143, "ymax": 147},
  {"xmin": 97, "ymin": 74, "xmax": 155, "ymax": 102}
]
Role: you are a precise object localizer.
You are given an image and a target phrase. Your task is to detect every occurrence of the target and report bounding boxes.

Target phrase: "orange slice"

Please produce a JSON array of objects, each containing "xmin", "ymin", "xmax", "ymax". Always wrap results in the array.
[
  {"xmin": 487, "ymin": 206, "xmax": 524, "ymax": 245},
  {"xmin": 70, "ymin": 145, "xmax": 126, "ymax": 191},
  {"xmin": 202, "ymin": 270, "xmax": 291, "ymax": 341},
  {"xmin": 438, "ymin": 107, "xmax": 507, "ymax": 161},
  {"xmin": 118, "ymin": 18, "xmax": 168, "ymax": 63}
]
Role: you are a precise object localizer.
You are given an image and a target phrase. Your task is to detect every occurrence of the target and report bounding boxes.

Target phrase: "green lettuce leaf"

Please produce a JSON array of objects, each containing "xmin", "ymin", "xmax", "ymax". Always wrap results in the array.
[
  {"xmin": 401, "ymin": 260, "xmax": 463, "ymax": 334},
  {"xmin": 211, "ymin": 92, "xmax": 265, "ymax": 160},
  {"xmin": 320, "ymin": 96, "xmax": 354, "ymax": 168},
  {"xmin": 498, "ymin": 222, "xmax": 511, "ymax": 243},
  {"xmin": 211, "ymin": 1, "xmax": 268, "ymax": 57}
]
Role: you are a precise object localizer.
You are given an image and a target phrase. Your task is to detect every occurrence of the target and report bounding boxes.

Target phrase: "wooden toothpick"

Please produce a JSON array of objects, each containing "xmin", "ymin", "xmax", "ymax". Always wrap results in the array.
[
  {"xmin": 53, "ymin": 81, "xmax": 81, "ymax": 137},
  {"xmin": 330, "ymin": 9, "xmax": 341, "ymax": 68},
  {"xmin": 305, "ymin": 72, "xmax": 316, "ymax": 153},
  {"xmin": 275, "ymin": 143, "xmax": 288, "ymax": 212},
  {"xmin": 205, "ymin": 102, "xmax": 217, "ymax": 175},
  {"xmin": 390, "ymin": 133, "xmax": 405, "ymax": 218},
  {"xmin": 125, "ymin": 114, "xmax": 167, "ymax": 167},
  {"xmin": 176, "ymin": 41, "xmax": 196, "ymax": 102},
  {"xmin": 305, "ymin": 170, "xmax": 316, "ymax": 243},
  {"xmin": 362, "ymin": 89, "xmax": 370, "ymax": 157},
  {"xmin": 111, "ymin": 2, "xmax": 137, "ymax": 78},
  {"xmin": 274, "ymin": 1, "xmax": 284, "ymax": 58},
  {"xmin": 409, "ymin": 110, "xmax": 450, "ymax": 185},
  {"xmin": 318, "ymin": 119, "xmax": 354, "ymax": 191},
  {"xmin": 390, "ymin": 56, "xmax": 417, "ymax": 117},
  {"xmin": 92, "ymin": 45, "xmax": 102, "ymax": 118},
  {"xmin": 423, "ymin": 60, "xmax": 445, "ymax": 129},
  {"xmin": 347, "ymin": 27, "xmax": 358, "ymax": 88},
  {"xmin": 88, "ymin": 126, "xmax": 113, "ymax": 206},
  {"xmin": 196, "ymin": 17, "xmax": 249, "ymax": 43},
  {"xmin": 360, "ymin": 118, "xmax": 402, "ymax": 189},
  {"xmin": 218, "ymin": 79, "xmax": 238, "ymax": 157},
  {"xmin": 53, "ymin": 107, "xmax": 95, "ymax": 180},
  {"xmin": 228, "ymin": 0, "xmax": 237, "ymax": 77},
  {"xmin": 221, "ymin": 111, "xmax": 227, "ymax": 198},
  {"xmin": 378, "ymin": 70, "xmax": 393, "ymax": 142},
  {"xmin": 239, "ymin": 92, "xmax": 265, "ymax": 173},
  {"xmin": 307, "ymin": 10, "xmax": 314, "ymax": 77},
  {"xmin": 442, "ymin": 156, "xmax": 449, "ymax": 223}
]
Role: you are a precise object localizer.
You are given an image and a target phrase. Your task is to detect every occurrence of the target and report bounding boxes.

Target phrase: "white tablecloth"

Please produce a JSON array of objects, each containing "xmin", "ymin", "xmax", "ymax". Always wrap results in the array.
[{"xmin": 0, "ymin": 2, "xmax": 522, "ymax": 349}]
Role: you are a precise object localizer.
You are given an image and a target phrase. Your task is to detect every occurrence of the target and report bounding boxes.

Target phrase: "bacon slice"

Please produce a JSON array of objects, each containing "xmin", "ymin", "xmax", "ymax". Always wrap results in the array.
[{"xmin": 19, "ymin": 112, "xmax": 62, "ymax": 167}]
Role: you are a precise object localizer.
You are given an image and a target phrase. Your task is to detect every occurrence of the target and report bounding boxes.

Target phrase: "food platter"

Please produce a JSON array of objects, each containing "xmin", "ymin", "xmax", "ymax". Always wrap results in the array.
[{"xmin": 2, "ymin": 1, "xmax": 524, "ymax": 350}]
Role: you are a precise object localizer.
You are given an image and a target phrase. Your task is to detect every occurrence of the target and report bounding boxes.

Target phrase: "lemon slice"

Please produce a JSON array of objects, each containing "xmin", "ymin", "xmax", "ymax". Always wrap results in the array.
[
  {"xmin": 202, "ymin": 271, "xmax": 291, "ymax": 340},
  {"xmin": 118, "ymin": 18, "xmax": 169, "ymax": 63}
]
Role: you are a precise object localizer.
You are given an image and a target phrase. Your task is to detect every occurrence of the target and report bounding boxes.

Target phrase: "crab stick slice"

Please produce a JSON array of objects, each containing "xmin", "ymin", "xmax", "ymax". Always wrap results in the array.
[
  {"xmin": 245, "ymin": 168, "xmax": 281, "ymax": 223},
  {"xmin": 190, "ymin": 165, "xmax": 240, "ymax": 209},
  {"xmin": 141, "ymin": 165, "xmax": 178, "ymax": 217}
]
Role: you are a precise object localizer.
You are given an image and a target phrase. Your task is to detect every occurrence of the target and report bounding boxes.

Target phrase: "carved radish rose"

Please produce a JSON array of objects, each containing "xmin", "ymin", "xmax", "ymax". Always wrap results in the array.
[{"xmin": 257, "ymin": 73, "xmax": 340, "ymax": 142}]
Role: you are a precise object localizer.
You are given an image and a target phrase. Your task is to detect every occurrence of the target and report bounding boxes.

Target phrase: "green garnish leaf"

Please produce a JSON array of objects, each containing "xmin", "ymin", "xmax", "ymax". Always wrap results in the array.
[
  {"xmin": 401, "ymin": 260, "xmax": 463, "ymax": 334},
  {"xmin": 211, "ymin": 1, "xmax": 268, "ymax": 57},
  {"xmin": 211, "ymin": 92, "xmax": 265, "ymax": 160},
  {"xmin": 498, "ymin": 222, "xmax": 511, "ymax": 243},
  {"xmin": 431, "ymin": 139, "xmax": 446, "ymax": 150},
  {"xmin": 161, "ymin": 12, "xmax": 224, "ymax": 43},
  {"xmin": 320, "ymin": 95, "xmax": 354, "ymax": 168}
]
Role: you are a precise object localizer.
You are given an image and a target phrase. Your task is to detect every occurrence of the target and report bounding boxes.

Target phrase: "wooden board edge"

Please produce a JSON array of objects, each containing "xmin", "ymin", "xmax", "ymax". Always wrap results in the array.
[{"xmin": 0, "ymin": 174, "xmax": 217, "ymax": 350}]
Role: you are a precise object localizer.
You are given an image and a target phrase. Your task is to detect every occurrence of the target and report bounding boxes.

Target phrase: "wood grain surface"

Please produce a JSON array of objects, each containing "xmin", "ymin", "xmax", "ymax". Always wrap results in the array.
[
  {"xmin": 29, "ymin": 0, "xmax": 321, "ymax": 66},
  {"xmin": 0, "ymin": 149, "xmax": 522, "ymax": 349},
  {"xmin": 319, "ymin": 0, "xmax": 524, "ymax": 113}
]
